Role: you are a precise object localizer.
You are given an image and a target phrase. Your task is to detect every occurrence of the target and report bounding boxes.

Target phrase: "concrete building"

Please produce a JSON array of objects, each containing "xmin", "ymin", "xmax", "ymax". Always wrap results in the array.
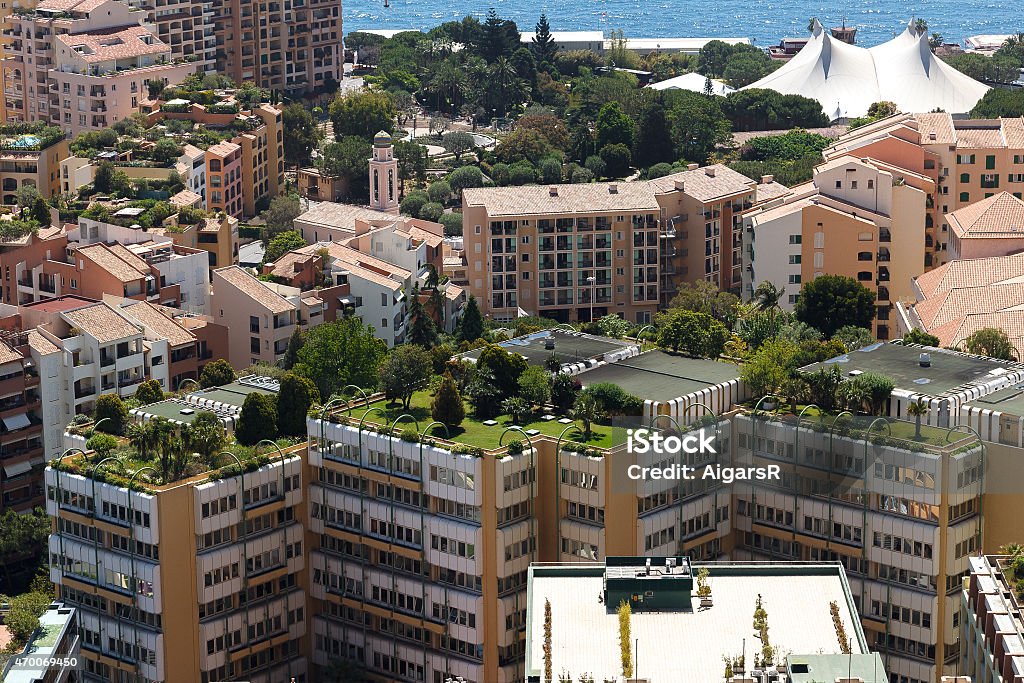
[
  {"xmin": 823, "ymin": 113, "xmax": 1024, "ymax": 269},
  {"xmin": 961, "ymin": 555, "xmax": 1024, "ymax": 683},
  {"xmin": 204, "ymin": 140, "xmax": 242, "ymax": 218},
  {"xmin": 0, "ymin": 328, "xmax": 45, "ymax": 513},
  {"xmin": 0, "ymin": 124, "xmax": 68, "ymax": 204},
  {"xmin": 296, "ymin": 167, "xmax": 347, "ymax": 203},
  {"xmin": 947, "ymin": 192, "xmax": 1024, "ymax": 260},
  {"xmin": 213, "ymin": 0, "xmax": 343, "ymax": 94},
  {"xmin": 0, "ymin": 0, "xmax": 194, "ymax": 136},
  {"xmin": 0, "ymin": 602, "xmax": 80, "ymax": 683},
  {"xmin": 461, "ymin": 164, "xmax": 786, "ymax": 323},
  {"xmin": 743, "ymin": 155, "xmax": 933, "ymax": 339},
  {"xmin": 210, "ymin": 265, "xmax": 300, "ymax": 368},
  {"xmin": 525, "ymin": 558, "xmax": 878, "ymax": 683},
  {"xmin": 125, "ymin": 0, "xmax": 216, "ymax": 70}
]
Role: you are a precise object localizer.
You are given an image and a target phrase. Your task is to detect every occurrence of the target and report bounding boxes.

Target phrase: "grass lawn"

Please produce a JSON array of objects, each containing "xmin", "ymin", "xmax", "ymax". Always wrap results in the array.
[
  {"xmin": 363, "ymin": 390, "xmax": 614, "ymax": 450},
  {"xmin": 798, "ymin": 412, "xmax": 964, "ymax": 447}
]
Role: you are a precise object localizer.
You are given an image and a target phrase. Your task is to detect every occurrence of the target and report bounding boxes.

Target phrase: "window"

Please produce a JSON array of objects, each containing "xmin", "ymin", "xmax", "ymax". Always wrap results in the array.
[
  {"xmin": 381, "ymin": 318, "xmax": 388, "ymax": 328},
  {"xmin": 851, "ymin": 181, "xmax": 858, "ymax": 189},
  {"xmin": 250, "ymin": 337, "xmax": 259, "ymax": 353},
  {"xmin": 857, "ymin": 272, "xmax": 872, "ymax": 281},
  {"xmin": 960, "ymin": 173, "xmax": 970, "ymax": 183},
  {"xmin": 788, "ymin": 255, "xmax": 801, "ymax": 264},
  {"xmin": 814, "ymin": 232, "xmax": 824, "ymax": 248},
  {"xmin": 959, "ymin": 192, "xmax": 970, "ymax": 202},
  {"xmin": 788, "ymin": 235, "xmax": 801, "ymax": 244},
  {"xmin": 835, "ymin": 180, "xmax": 842, "ymax": 189},
  {"xmin": 788, "ymin": 274, "xmax": 801, "ymax": 284},
  {"xmin": 858, "ymin": 252, "xmax": 872, "ymax": 261},
  {"xmin": 986, "ymin": 155, "xmax": 996, "ymax": 170},
  {"xmin": 867, "ymin": 179, "xmax": 874, "ymax": 189}
]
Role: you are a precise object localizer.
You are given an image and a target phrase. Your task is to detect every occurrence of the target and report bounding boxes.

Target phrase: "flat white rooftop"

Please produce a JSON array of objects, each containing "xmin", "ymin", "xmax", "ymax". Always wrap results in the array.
[{"xmin": 526, "ymin": 563, "xmax": 865, "ymax": 683}]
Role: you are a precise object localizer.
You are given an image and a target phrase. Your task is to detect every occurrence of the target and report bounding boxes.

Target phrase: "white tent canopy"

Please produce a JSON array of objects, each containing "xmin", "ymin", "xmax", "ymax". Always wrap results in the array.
[
  {"xmin": 648, "ymin": 72, "xmax": 735, "ymax": 96},
  {"xmin": 743, "ymin": 19, "xmax": 990, "ymax": 120}
]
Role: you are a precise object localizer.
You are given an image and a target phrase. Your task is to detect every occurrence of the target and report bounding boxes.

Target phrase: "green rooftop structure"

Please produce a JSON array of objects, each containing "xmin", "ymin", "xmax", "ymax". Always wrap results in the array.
[
  {"xmin": 603, "ymin": 555, "xmax": 693, "ymax": 612},
  {"xmin": 460, "ymin": 328, "xmax": 638, "ymax": 368},
  {"xmin": 578, "ymin": 349, "xmax": 741, "ymax": 402},
  {"xmin": 786, "ymin": 654, "xmax": 887, "ymax": 683},
  {"xmin": 128, "ymin": 376, "xmax": 279, "ymax": 431}
]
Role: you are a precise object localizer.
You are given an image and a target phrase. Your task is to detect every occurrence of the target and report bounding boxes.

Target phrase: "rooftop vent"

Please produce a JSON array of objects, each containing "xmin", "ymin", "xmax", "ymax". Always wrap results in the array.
[
  {"xmin": 548, "ymin": 185, "xmax": 558, "ymax": 197},
  {"xmin": 179, "ymin": 408, "xmax": 194, "ymax": 415},
  {"xmin": 674, "ymin": 179, "xmax": 685, "ymax": 191},
  {"xmin": 920, "ymin": 352, "xmax": 931, "ymax": 367},
  {"xmin": 761, "ymin": 174, "xmax": 774, "ymax": 184},
  {"xmin": 687, "ymin": 163, "xmax": 699, "ymax": 171}
]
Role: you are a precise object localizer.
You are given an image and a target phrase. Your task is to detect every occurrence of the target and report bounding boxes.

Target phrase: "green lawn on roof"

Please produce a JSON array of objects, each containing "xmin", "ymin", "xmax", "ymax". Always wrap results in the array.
[{"xmin": 364, "ymin": 390, "xmax": 613, "ymax": 450}]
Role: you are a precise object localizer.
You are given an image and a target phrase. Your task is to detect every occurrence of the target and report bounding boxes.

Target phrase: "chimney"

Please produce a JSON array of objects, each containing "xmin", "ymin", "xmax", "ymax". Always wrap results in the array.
[
  {"xmin": 674, "ymin": 179, "xmax": 685, "ymax": 192},
  {"xmin": 704, "ymin": 167, "xmax": 717, "ymax": 178},
  {"xmin": 548, "ymin": 185, "xmax": 558, "ymax": 197},
  {"xmin": 687, "ymin": 163, "xmax": 699, "ymax": 171},
  {"xmin": 761, "ymin": 174, "xmax": 774, "ymax": 184},
  {"xmin": 608, "ymin": 183, "xmax": 618, "ymax": 194},
  {"xmin": 929, "ymin": 132, "xmax": 937, "ymax": 141}
]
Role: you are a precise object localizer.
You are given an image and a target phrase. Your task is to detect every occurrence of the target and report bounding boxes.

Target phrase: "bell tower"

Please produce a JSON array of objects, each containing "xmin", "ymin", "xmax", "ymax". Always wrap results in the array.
[{"xmin": 369, "ymin": 130, "xmax": 398, "ymax": 213}]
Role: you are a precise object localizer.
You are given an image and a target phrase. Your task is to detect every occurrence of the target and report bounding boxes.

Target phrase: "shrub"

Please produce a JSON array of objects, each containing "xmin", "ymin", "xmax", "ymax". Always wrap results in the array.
[
  {"xmin": 134, "ymin": 379, "xmax": 164, "ymax": 405},
  {"xmin": 419, "ymin": 202, "xmax": 444, "ymax": 222},
  {"xmin": 427, "ymin": 180, "xmax": 451, "ymax": 204},
  {"xmin": 235, "ymin": 393, "xmax": 278, "ymax": 445},
  {"xmin": 86, "ymin": 432, "xmax": 119, "ymax": 458},
  {"xmin": 94, "ymin": 393, "xmax": 128, "ymax": 435},
  {"xmin": 439, "ymin": 211, "xmax": 463, "ymax": 236},
  {"xmin": 431, "ymin": 371, "xmax": 465, "ymax": 428},
  {"xmin": 199, "ymin": 359, "xmax": 235, "ymax": 388},
  {"xmin": 599, "ymin": 143, "xmax": 631, "ymax": 177},
  {"xmin": 506, "ymin": 438, "xmax": 525, "ymax": 455}
]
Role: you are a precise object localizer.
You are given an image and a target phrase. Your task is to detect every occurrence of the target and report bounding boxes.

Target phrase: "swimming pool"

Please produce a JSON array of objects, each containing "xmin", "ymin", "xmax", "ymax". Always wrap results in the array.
[{"xmin": 8, "ymin": 135, "xmax": 40, "ymax": 148}]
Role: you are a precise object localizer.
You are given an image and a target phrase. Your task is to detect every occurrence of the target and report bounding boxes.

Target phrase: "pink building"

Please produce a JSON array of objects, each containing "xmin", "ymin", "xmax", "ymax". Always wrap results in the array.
[
  {"xmin": 1, "ymin": 0, "xmax": 194, "ymax": 136},
  {"xmin": 205, "ymin": 141, "xmax": 243, "ymax": 218},
  {"xmin": 947, "ymin": 191, "xmax": 1024, "ymax": 259}
]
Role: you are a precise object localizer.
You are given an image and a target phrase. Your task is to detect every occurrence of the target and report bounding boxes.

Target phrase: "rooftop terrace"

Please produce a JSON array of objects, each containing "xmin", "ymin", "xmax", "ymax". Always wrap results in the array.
[
  {"xmin": 460, "ymin": 329, "xmax": 637, "ymax": 367},
  {"xmin": 800, "ymin": 342, "xmax": 1024, "ymax": 398},
  {"xmin": 526, "ymin": 562, "xmax": 867, "ymax": 683}
]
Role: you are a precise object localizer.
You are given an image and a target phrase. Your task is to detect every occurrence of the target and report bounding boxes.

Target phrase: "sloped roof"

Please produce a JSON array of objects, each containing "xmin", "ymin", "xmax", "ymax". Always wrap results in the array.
[
  {"xmin": 947, "ymin": 192, "xmax": 1024, "ymax": 238},
  {"xmin": 744, "ymin": 20, "xmax": 989, "ymax": 119},
  {"xmin": 647, "ymin": 164, "xmax": 757, "ymax": 202},
  {"xmin": 648, "ymin": 72, "xmax": 735, "ymax": 96},
  {"xmin": 914, "ymin": 251, "xmax": 1024, "ymax": 298},
  {"xmin": 120, "ymin": 301, "xmax": 195, "ymax": 347},
  {"xmin": 63, "ymin": 303, "xmax": 141, "ymax": 343},
  {"xmin": 215, "ymin": 265, "xmax": 293, "ymax": 314}
]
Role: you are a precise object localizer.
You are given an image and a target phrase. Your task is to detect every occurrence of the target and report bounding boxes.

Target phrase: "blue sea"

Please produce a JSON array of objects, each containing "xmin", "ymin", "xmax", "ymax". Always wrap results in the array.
[{"xmin": 344, "ymin": 0, "xmax": 1021, "ymax": 48}]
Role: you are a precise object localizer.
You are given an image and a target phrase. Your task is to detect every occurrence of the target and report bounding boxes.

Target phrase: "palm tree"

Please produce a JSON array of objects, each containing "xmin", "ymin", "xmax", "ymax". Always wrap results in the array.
[
  {"xmin": 907, "ymin": 399, "xmax": 929, "ymax": 439},
  {"xmin": 570, "ymin": 392, "xmax": 601, "ymax": 441},
  {"xmin": 752, "ymin": 281, "xmax": 784, "ymax": 312},
  {"xmin": 502, "ymin": 396, "xmax": 531, "ymax": 425},
  {"xmin": 914, "ymin": 18, "xmax": 928, "ymax": 35},
  {"xmin": 489, "ymin": 57, "xmax": 529, "ymax": 118},
  {"xmin": 125, "ymin": 421, "xmax": 153, "ymax": 459}
]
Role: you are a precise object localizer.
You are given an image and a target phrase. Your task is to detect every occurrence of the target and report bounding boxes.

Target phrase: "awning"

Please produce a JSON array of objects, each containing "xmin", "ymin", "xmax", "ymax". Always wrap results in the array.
[
  {"xmin": 3, "ymin": 458, "xmax": 33, "ymax": 478},
  {"xmin": 2, "ymin": 413, "xmax": 30, "ymax": 431}
]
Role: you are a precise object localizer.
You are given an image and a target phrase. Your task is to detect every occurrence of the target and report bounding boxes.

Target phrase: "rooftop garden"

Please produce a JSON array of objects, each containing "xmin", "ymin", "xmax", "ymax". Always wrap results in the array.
[{"xmin": 0, "ymin": 122, "xmax": 65, "ymax": 152}]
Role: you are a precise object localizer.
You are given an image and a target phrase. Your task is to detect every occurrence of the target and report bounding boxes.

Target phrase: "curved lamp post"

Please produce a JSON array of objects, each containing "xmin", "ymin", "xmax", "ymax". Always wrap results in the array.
[
  {"xmin": 792, "ymin": 404, "xmax": 820, "ymax": 543},
  {"xmin": 177, "ymin": 377, "xmax": 200, "ymax": 394},
  {"xmin": 553, "ymin": 421, "xmax": 580, "ymax": 558},
  {"xmin": 127, "ymin": 464, "xmax": 156, "ymax": 683},
  {"xmin": 54, "ymin": 447, "xmax": 88, "ymax": 575},
  {"xmin": 339, "ymin": 384, "xmax": 370, "ymax": 415},
  {"xmin": 750, "ymin": 394, "xmax": 782, "ymax": 558},
  {"xmin": 553, "ymin": 323, "xmax": 578, "ymax": 333},
  {"xmin": 254, "ymin": 438, "xmax": 292, "ymax": 679},
  {"xmin": 87, "ymin": 455, "xmax": 123, "ymax": 667}
]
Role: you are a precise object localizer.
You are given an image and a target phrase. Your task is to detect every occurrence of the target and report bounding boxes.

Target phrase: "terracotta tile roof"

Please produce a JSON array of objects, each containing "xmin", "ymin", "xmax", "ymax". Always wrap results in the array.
[
  {"xmin": 295, "ymin": 202, "xmax": 406, "ymax": 233},
  {"xmin": 57, "ymin": 26, "xmax": 168, "ymax": 63},
  {"xmin": 120, "ymin": 301, "xmax": 195, "ymax": 347},
  {"xmin": 946, "ymin": 192, "xmax": 1024, "ymax": 238},
  {"xmin": 0, "ymin": 340, "xmax": 23, "ymax": 365},
  {"xmin": 914, "ymin": 252, "xmax": 1024, "ymax": 298},
  {"xmin": 463, "ymin": 181, "xmax": 660, "ymax": 216},
  {"xmin": 63, "ymin": 303, "xmax": 142, "ymax": 343},
  {"xmin": 26, "ymin": 329, "xmax": 58, "ymax": 355},
  {"xmin": 1002, "ymin": 118, "xmax": 1024, "ymax": 148},
  {"xmin": 914, "ymin": 282, "xmax": 1024, "ymax": 329},
  {"xmin": 77, "ymin": 243, "xmax": 147, "ymax": 283},
  {"xmin": 755, "ymin": 181, "xmax": 790, "ymax": 203},
  {"xmin": 953, "ymin": 124, "xmax": 1006, "ymax": 149},
  {"xmin": 265, "ymin": 250, "xmax": 311, "ymax": 280},
  {"xmin": 107, "ymin": 242, "xmax": 151, "ymax": 273},
  {"xmin": 170, "ymin": 189, "xmax": 201, "ymax": 208},
  {"xmin": 207, "ymin": 141, "xmax": 240, "ymax": 158},
  {"xmin": 180, "ymin": 144, "xmax": 205, "ymax": 160},
  {"xmin": 913, "ymin": 112, "xmax": 957, "ymax": 144},
  {"xmin": 397, "ymin": 224, "xmax": 444, "ymax": 248},
  {"xmin": 928, "ymin": 310, "xmax": 1024, "ymax": 350},
  {"xmin": 648, "ymin": 164, "xmax": 757, "ymax": 202},
  {"xmin": 215, "ymin": 265, "xmax": 293, "ymax": 315},
  {"xmin": 302, "ymin": 242, "xmax": 412, "ymax": 280}
]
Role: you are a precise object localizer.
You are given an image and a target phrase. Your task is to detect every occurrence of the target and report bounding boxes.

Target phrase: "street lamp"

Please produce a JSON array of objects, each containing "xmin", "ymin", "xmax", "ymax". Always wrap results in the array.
[{"xmin": 586, "ymin": 275, "xmax": 596, "ymax": 323}]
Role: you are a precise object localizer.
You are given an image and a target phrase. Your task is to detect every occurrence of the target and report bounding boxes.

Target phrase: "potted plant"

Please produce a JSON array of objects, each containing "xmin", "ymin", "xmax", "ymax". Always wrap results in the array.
[{"xmin": 696, "ymin": 566, "xmax": 713, "ymax": 608}]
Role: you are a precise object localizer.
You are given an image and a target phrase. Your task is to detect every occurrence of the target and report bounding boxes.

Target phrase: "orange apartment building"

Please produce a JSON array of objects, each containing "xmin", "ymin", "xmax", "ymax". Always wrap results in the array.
[
  {"xmin": 0, "ymin": 327, "xmax": 45, "ymax": 514},
  {"xmin": 0, "ymin": 0, "xmax": 195, "ymax": 136},
  {"xmin": 125, "ymin": 0, "xmax": 217, "ymax": 70},
  {"xmin": 461, "ymin": 164, "xmax": 787, "ymax": 323},
  {"xmin": 743, "ymin": 155, "xmax": 933, "ymax": 339},
  {"xmin": 160, "ymin": 213, "xmax": 239, "ymax": 270},
  {"xmin": 213, "ymin": 0, "xmax": 343, "ymax": 93},
  {"xmin": 0, "ymin": 125, "xmax": 68, "ymax": 203},
  {"xmin": 823, "ymin": 113, "xmax": 1024, "ymax": 270},
  {"xmin": 205, "ymin": 140, "xmax": 243, "ymax": 218}
]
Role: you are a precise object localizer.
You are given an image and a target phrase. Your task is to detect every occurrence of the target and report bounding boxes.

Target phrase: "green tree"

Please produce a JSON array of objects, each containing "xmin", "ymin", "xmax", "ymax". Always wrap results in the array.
[
  {"xmin": 656, "ymin": 309, "xmax": 730, "ymax": 358},
  {"xmin": 199, "ymin": 358, "xmax": 235, "ymax": 388},
  {"xmin": 723, "ymin": 51, "xmax": 777, "ymax": 88},
  {"xmin": 668, "ymin": 280, "xmax": 741, "ymax": 328},
  {"xmin": 487, "ymin": 56, "xmax": 530, "ymax": 117},
  {"xmin": 963, "ymin": 327, "xmax": 1017, "ymax": 360},
  {"xmin": 698, "ymin": 40, "xmax": 735, "ymax": 77},
  {"xmin": 550, "ymin": 372, "xmax": 580, "ymax": 411},
  {"xmin": 448, "ymin": 166, "xmax": 484, "ymax": 195},
  {"xmin": 94, "ymin": 393, "xmax": 128, "ymax": 435},
  {"xmin": 262, "ymin": 194, "xmax": 302, "ymax": 238},
  {"xmin": 794, "ymin": 275, "xmax": 876, "ymax": 338},
  {"xmin": 431, "ymin": 371, "xmax": 465, "ymax": 428},
  {"xmin": 419, "ymin": 202, "xmax": 444, "ymax": 222},
  {"xmin": 427, "ymin": 180, "xmax": 452, "ymax": 204},
  {"xmin": 187, "ymin": 411, "xmax": 225, "ymax": 467},
  {"xmin": 379, "ymin": 345, "xmax": 432, "ymax": 409},
  {"xmin": 664, "ymin": 90, "xmax": 732, "ymax": 163},
  {"xmin": 407, "ymin": 293, "xmax": 439, "ymax": 348},
  {"xmin": 476, "ymin": 344, "xmax": 528, "ymax": 398},
  {"xmin": 722, "ymin": 89, "xmax": 829, "ymax": 131},
  {"xmin": 3, "ymin": 590, "xmax": 52, "ymax": 642},
  {"xmin": 320, "ymin": 137, "xmax": 372, "ymax": 199},
  {"xmin": 571, "ymin": 390, "xmax": 601, "ymax": 441},
  {"xmin": 599, "ymin": 144, "xmax": 631, "ymax": 177},
  {"xmin": 282, "ymin": 328, "xmax": 304, "ymax": 371},
  {"xmin": 282, "ymin": 103, "xmax": 321, "ymax": 166},
  {"xmin": 907, "ymin": 399, "xmax": 930, "ymax": 439},
  {"xmin": 134, "ymin": 379, "xmax": 164, "ymax": 405},
  {"xmin": 400, "ymin": 190, "xmax": 429, "ymax": 218},
  {"xmin": 495, "ymin": 128, "xmax": 552, "ymax": 165},
  {"xmin": 30, "ymin": 197, "xmax": 50, "ymax": 226},
  {"xmin": 152, "ymin": 138, "xmax": 183, "ymax": 165},
  {"xmin": 264, "ymin": 229, "xmax": 306, "ymax": 264},
  {"xmin": 596, "ymin": 314, "xmax": 631, "ymax": 338},
  {"xmin": 633, "ymin": 97, "xmax": 674, "ymax": 168},
  {"xmin": 457, "ymin": 294, "xmax": 484, "ymax": 342},
  {"xmin": 440, "ymin": 131, "xmax": 476, "ymax": 160},
  {"xmin": 539, "ymin": 157, "xmax": 563, "ymax": 184},
  {"xmin": 329, "ymin": 90, "xmax": 396, "ymax": 140},
  {"xmin": 596, "ymin": 102, "xmax": 635, "ymax": 150},
  {"xmin": 394, "ymin": 139, "xmax": 428, "ymax": 188},
  {"xmin": 86, "ymin": 432, "xmax": 118, "ymax": 458},
  {"xmin": 740, "ymin": 339, "xmax": 798, "ymax": 398},
  {"xmin": 902, "ymin": 329, "xmax": 940, "ymax": 347},
  {"xmin": 93, "ymin": 161, "xmax": 117, "ymax": 194},
  {"xmin": 833, "ymin": 325, "xmax": 875, "ymax": 351},
  {"xmin": 235, "ymin": 393, "xmax": 277, "ymax": 445},
  {"xmin": 502, "ymin": 396, "xmax": 532, "ymax": 425},
  {"xmin": 277, "ymin": 372, "xmax": 321, "ymax": 436},
  {"xmin": 532, "ymin": 13, "xmax": 558, "ymax": 64},
  {"xmin": 518, "ymin": 365, "xmax": 551, "ymax": 408},
  {"xmin": 972, "ymin": 88, "xmax": 1024, "ymax": 117},
  {"xmin": 295, "ymin": 318, "xmax": 387, "ymax": 399}
]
